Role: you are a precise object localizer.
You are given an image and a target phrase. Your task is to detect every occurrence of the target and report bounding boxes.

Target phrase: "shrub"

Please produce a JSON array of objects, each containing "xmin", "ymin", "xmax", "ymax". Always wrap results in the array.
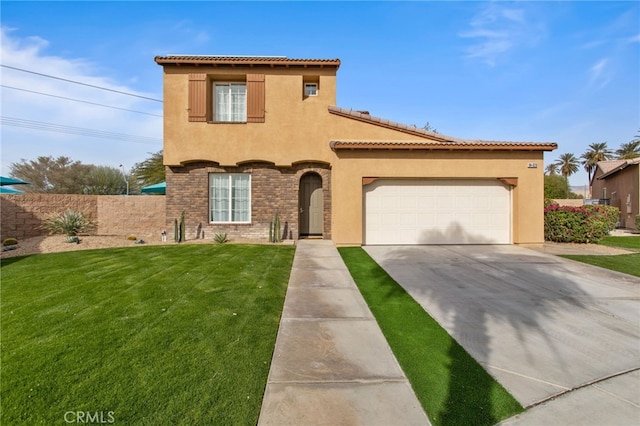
[
  {"xmin": 214, "ymin": 233, "xmax": 228, "ymax": 244},
  {"xmin": 587, "ymin": 205, "xmax": 618, "ymax": 230},
  {"xmin": 636, "ymin": 215, "xmax": 640, "ymax": 231},
  {"xmin": 42, "ymin": 209, "xmax": 96, "ymax": 237},
  {"xmin": 544, "ymin": 204, "xmax": 619, "ymax": 243},
  {"xmin": 3, "ymin": 238, "xmax": 18, "ymax": 246},
  {"xmin": 127, "ymin": 235, "xmax": 137, "ymax": 241}
]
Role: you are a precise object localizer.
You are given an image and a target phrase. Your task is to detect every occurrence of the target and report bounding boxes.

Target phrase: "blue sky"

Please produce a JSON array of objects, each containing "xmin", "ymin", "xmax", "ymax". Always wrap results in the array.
[{"xmin": 1, "ymin": 1, "xmax": 638, "ymax": 188}]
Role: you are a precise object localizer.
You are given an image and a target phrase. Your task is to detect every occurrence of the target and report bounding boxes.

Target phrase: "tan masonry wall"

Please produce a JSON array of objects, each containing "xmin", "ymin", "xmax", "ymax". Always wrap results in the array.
[
  {"xmin": 0, "ymin": 194, "xmax": 165, "ymax": 242},
  {"xmin": 97, "ymin": 196, "xmax": 166, "ymax": 239},
  {"xmin": 551, "ymin": 199, "xmax": 584, "ymax": 207}
]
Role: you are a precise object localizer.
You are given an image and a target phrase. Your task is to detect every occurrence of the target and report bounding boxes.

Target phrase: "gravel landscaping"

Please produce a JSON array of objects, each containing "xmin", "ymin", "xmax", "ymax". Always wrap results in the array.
[{"xmin": 0, "ymin": 234, "xmax": 287, "ymax": 259}]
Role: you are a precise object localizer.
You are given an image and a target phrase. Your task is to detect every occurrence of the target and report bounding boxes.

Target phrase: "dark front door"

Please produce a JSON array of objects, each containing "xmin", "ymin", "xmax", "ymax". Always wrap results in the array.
[{"xmin": 299, "ymin": 174, "xmax": 323, "ymax": 236}]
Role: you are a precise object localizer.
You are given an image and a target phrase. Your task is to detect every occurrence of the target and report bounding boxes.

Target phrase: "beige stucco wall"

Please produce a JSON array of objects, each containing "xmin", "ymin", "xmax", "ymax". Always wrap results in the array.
[
  {"xmin": 330, "ymin": 150, "xmax": 546, "ymax": 246},
  {"xmin": 163, "ymin": 67, "xmax": 338, "ymax": 166}
]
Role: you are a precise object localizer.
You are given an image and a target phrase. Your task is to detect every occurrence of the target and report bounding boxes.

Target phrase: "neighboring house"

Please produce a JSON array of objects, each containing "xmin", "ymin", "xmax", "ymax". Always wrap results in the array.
[
  {"xmin": 154, "ymin": 55, "xmax": 557, "ymax": 245},
  {"xmin": 591, "ymin": 158, "xmax": 640, "ymax": 229}
]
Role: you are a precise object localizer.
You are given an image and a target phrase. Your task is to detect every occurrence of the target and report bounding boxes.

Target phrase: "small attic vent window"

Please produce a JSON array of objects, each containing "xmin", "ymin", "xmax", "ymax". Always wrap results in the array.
[{"xmin": 304, "ymin": 83, "xmax": 318, "ymax": 97}]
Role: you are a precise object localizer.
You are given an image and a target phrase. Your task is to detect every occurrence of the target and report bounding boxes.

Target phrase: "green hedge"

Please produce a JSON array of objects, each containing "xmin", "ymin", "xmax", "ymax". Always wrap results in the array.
[{"xmin": 544, "ymin": 203, "xmax": 619, "ymax": 243}]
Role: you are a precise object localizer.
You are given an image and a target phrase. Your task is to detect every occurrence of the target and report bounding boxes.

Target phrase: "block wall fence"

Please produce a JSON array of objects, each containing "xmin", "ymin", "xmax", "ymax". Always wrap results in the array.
[{"xmin": 0, "ymin": 194, "xmax": 166, "ymax": 242}]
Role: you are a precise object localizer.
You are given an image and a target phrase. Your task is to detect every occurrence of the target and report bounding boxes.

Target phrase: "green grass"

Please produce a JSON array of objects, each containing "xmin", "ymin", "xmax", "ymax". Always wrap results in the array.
[
  {"xmin": 561, "ymin": 235, "xmax": 640, "ymax": 277},
  {"xmin": 561, "ymin": 253, "xmax": 640, "ymax": 277},
  {"xmin": 1, "ymin": 244, "xmax": 295, "ymax": 425},
  {"xmin": 597, "ymin": 235, "xmax": 640, "ymax": 251},
  {"xmin": 338, "ymin": 247, "xmax": 523, "ymax": 426}
]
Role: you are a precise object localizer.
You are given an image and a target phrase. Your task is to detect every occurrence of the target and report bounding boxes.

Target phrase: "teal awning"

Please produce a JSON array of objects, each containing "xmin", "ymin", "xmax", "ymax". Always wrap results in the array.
[
  {"xmin": 0, "ymin": 176, "xmax": 30, "ymax": 186},
  {"xmin": 141, "ymin": 181, "xmax": 166, "ymax": 194},
  {"xmin": 0, "ymin": 187, "xmax": 24, "ymax": 194}
]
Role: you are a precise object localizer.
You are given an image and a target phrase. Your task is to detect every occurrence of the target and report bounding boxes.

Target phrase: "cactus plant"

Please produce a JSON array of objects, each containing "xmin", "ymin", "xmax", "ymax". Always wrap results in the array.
[
  {"xmin": 179, "ymin": 211, "xmax": 186, "ymax": 242},
  {"xmin": 269, "ymin": 211, "xmax": 282, "ymax": 243},
  {"xmin": 274, "ymin": 211, "xmax": 281, "ymax": 242}
]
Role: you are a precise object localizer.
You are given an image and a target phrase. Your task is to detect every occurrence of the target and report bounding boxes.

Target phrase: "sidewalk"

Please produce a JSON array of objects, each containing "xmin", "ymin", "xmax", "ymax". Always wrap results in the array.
[
  {"xmin": 498, "ymin": 370, "xmax": 640, "ymax": 426},
  {"xmin": 258, "ymin": 240, "xmax": 429, "ymax": 426}
]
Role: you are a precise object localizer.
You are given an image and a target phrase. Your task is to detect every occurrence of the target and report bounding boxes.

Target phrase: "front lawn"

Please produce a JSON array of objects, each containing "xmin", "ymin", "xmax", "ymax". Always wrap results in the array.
[
  {"xmin": 561, "ymin": 253, "xmax": 640, "ymax": 277},
  {"xmin": 561, "ymin": 235, "xmax": 640, "ymax": 277},
  {"xmin": 1, "ymin": 244, "xmax": 295, "ymax": 425},
  {"xmin": 598, "ymin": 235, "xmax": 640, "ymax": 251},
  {"xmin": 338, "ymin": 247, "xmax": 523, "ymax": 426}
]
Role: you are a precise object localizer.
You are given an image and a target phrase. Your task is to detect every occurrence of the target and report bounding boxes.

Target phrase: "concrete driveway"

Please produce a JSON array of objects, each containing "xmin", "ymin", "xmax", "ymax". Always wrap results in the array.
[{"xmin": 364, "ymin": 245, "xmax": 640, "ymax": 422}]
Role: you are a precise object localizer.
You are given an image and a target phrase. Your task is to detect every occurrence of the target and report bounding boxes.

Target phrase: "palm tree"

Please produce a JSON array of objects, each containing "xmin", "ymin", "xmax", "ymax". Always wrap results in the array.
[
  {"xmin": 615, "ymin": 140, "xmax": 640, "ymax": 159},
  {"xmin": 580, "ymin": 142, "xmax": 612, "ymax": 183},
  {"xmin": 554, "ymin": 153, "xmax": 580, "ymax": 197},
  {"xmin": 545, "ymin": 163, "xmax": 558, "ymax": 175},
  {"xmin": 132, "ymin": 150, "xmax": 165, "ymax": 187}
]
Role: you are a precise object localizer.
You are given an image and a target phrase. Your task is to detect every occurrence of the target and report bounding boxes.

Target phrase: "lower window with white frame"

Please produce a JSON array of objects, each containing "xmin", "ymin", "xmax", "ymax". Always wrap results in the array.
[{"xmin": 210, "ymin": 173, "xmax": 251, "ymax": 223}]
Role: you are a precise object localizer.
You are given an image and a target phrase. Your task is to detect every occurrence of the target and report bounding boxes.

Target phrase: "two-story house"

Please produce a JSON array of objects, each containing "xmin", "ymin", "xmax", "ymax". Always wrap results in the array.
[{"xmin": 154, "ymin": 55, "xmax": 556, "ymax": 245}]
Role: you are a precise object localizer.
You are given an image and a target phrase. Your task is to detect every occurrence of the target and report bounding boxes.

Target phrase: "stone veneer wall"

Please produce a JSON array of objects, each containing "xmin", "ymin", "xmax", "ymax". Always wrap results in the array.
[
  {"xmin": 165, "ymin": 162, "xmax": 331, "ymax": 242},
  {"xmin": 0, "ymin": 194, "xmax": 165, "ymax": 242}
]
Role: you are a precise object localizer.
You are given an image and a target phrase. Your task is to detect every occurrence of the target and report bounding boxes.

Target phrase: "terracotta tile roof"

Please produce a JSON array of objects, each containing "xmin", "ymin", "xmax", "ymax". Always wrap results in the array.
[
  {"xmin": 597, "ymin": 157, "xmax": 640, "ymax": 179},
  {"xmin": 328, "ymin": 106, "xmax": 557, "ymax": 151},
  {"xmin": 330, "ymin": 140, "xmax": 557, "ymax": 151},
  {"xmin": 155, "ymin": 55, "xmax": 341, "ymax": 68}
]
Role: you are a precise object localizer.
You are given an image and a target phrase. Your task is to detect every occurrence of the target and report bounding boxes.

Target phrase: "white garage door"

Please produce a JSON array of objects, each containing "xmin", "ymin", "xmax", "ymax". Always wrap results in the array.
[{"xmin": 364, "ymin": 179, "xmax": 511, "ymax": 245}]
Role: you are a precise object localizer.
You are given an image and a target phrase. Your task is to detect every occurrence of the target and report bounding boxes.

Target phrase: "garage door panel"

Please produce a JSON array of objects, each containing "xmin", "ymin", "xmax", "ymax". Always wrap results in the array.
[{"xmin": 364, "ymin": 179, "xmax": 511, "ymax": 245}]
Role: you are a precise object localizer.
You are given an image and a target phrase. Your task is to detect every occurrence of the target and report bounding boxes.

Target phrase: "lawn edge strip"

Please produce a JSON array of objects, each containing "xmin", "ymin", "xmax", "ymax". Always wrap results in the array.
[{"xmin": 338, "ymin": 247, "xmax": 523, "ymax": 426}]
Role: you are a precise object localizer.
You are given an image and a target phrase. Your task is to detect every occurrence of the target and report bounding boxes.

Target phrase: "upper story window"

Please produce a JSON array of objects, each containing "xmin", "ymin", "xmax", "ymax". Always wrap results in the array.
[
  {"xmin": 214, "ymin": 83, "xmax": 247, "ymax": 122},
  {"xmin": 304, "ymin": 83, "xmax": 318, "ymax": 97}
]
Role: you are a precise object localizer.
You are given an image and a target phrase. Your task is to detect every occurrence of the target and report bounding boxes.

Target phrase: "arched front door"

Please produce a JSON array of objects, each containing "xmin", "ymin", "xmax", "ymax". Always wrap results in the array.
[{"xmin": 299, "ymin": 173, "xmax": 323, "ymax": 237}]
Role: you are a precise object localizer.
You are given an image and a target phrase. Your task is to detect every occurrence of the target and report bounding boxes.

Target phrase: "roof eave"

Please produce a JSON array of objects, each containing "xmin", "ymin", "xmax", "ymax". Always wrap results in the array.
[
  {"xmin": 330, "ymin": 141, "xmax": 558, "ymax": 152},
  {"xmin": 154, "ymin": 56, "xmax": 341, "ymax": 69}
]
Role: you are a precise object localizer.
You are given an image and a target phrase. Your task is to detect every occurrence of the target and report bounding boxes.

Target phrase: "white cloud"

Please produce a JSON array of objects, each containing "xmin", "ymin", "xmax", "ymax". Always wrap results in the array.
[
  {"xmin": 626, "ymin": 33, "xmax": 640, "ymax": 44},
  {"xmin": 459, "ymin": 3, "xmax": 544, "ymax": 67},
  {"xmin": 0, "ymin": 27, "xmax": 163, "ymax": 176},
  {"xmin": 590, "ymin": 58, "xmax": 607, "ymax": 79},
  {"xmin": 588, "ymin": 58, "xmax": 611, "ymax": 89}
]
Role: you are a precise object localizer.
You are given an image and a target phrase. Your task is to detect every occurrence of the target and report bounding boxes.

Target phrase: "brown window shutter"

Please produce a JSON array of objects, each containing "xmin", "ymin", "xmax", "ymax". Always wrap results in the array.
[
  {"xmin": 247, "ymin": 74, "xmax": 265, "ymax": 123},
  {"xmin": 188, "ymin": 73, "xmax": 207, "ymax": 122}
]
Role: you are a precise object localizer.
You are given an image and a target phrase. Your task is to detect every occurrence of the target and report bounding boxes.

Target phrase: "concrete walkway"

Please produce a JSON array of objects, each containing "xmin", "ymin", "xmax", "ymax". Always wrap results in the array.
[{"xmin": 258, "ymin": 240, "xmax": 429, "ymax": 426}]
